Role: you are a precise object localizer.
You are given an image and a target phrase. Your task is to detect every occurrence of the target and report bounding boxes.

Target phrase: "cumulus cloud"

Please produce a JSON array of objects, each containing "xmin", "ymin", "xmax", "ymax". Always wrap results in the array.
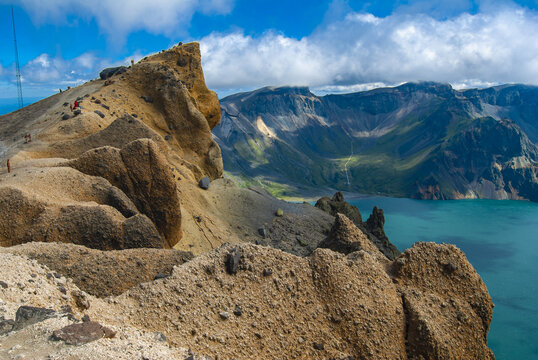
[
  {"xmin": 8, "ymin": 0, "xmax": 234, "ymax": 42},
  {"xmin": 0, "ymin": 50, "xmax": 150, "ymax": 98},
  {"xmin": 200, "ymin": 6, "xmax": 538, "ymax": 93}
]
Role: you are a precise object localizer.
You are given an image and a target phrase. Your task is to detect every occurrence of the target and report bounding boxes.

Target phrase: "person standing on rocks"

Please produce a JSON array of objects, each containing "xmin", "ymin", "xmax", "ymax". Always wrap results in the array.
[{"xmin": 6, "ymin": 159, "xmax": 10, "ymax": 173}]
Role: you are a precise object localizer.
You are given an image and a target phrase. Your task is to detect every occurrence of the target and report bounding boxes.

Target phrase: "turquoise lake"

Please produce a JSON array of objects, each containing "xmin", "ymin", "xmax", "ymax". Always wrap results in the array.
[{"xmin": 347, "ymin": 196, "xmax": 538, "ymax": 360}]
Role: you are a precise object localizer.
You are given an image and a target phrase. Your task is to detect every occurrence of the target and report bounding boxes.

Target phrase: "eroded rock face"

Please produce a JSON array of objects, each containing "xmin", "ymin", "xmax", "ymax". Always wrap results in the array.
[
  {"xmin": 50, "ymin": 114, "xmax": 167, "ymax": 159},
  {"xmin": 126, "ymin": 44, "xmax": 223, "ymax": 180},
  {"xmin": 69, "ymin": 139, "xmax": 181, "ymax": 248},
  {"xmin": 0, "ymin": 168, "xmax": 164, "ymax": 250},
  {"xmin": 364, "ymin": 206, "xmax": 401, "ymax": 260},
  {"xmin": 88, "ymin": 242, "xmax": 494, "ymax": 360},
  {"xmin": 391, "ymin": 242, "xmax": 494, "ymax": 360},
  {"xmin": 309, "ymin": 249, "xmax": 406, "ymax": 359}
]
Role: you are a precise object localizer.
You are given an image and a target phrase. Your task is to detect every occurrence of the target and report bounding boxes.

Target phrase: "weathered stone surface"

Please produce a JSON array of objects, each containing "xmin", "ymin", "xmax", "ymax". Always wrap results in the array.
[
  {"xmin": 52, "ymin": 321, "xmax": 116, "ymax": 345},
  {"xmin": 315, "ymin": 192, "xmax": 362, "ymax": 224},
  {"xmin": 315, "ymin": 192, "xmax": 400, "ymax": 260},
  {"xmin": 50, "ymin": 114, "xmax": 167, "ymax": 159},
  {"xmin": 0, "ymin": 168, "xmax": 164, "ymax": 250},
  {"xmin": 0, "ymin": 318, "xmax": 15, "ymax": 335},
  {"xmin": 391, "ymin": 242, "xmax": 494, "ymax": 360},
  {"xmin": 126, "ymin": 43, "xmax": 223, "ymax": 179},
  {"xmin": 68, "ymin": 139, "xmax": 181, "ymax": 248},
  {"xmin": 225, "ymin": 247, "xmax": 240, "ymax": 274},
  {"xmin": 309, "ymin": 248, "xmax": 407, "ymax": 359}
]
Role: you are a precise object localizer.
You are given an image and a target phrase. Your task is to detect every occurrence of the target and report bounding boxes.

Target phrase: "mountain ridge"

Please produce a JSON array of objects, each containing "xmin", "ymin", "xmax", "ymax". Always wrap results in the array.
[{"xmin": 214, "ymin": 82, "xmax": 538, "ymax": 200}]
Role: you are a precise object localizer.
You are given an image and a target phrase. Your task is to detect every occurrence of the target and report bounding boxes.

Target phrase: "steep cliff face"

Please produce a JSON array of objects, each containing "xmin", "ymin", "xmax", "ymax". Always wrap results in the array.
[{"xmin": 215, "ymin": 82, "xmax": 538, "ymax": 200}]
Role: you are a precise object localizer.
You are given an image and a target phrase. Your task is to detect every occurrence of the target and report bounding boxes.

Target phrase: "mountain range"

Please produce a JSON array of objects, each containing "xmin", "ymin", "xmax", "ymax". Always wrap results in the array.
[{"xmin": 214, "ymin": 82, "xmax": 538, "ymax": 200}]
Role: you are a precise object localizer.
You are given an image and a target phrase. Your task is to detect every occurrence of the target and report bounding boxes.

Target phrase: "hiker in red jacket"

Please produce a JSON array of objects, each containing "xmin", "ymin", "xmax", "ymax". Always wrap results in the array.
[{"xmin": 73, "ymin": 100, "xmax": 79, "ymax": 109}]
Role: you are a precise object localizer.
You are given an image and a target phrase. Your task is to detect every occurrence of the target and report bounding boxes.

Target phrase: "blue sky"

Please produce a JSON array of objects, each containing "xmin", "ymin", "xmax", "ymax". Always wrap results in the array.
[{"xmin": 1, "ymin": 0, "xmax": 538, "ymax": 100}]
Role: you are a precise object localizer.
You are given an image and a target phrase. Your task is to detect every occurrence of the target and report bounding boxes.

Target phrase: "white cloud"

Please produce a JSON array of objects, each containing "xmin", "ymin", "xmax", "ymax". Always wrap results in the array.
[
  {"xmin": 9, "ymin": 0, "xmax": 234, "ymax": 42},
  {"xmin": 200, "ymin": 6, "xmax": 538, "ymax": 92},
  {"xmin": 0, "ymin": 49, "xmax": 154, "ymax": 98}
]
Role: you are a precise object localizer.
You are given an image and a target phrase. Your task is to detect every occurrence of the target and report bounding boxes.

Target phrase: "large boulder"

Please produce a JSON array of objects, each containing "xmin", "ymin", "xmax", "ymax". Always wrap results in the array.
[
  {"xmin": 68, "ymin": 138, "xmax": 181, "ymax": 248},
  {"xmin": 99, "ymin": 66, "xmax": 127, "ymax": 80}
]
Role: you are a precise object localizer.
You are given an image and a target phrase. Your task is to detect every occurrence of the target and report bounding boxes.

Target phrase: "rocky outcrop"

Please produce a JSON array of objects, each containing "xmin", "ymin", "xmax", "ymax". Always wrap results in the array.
[
  {"xmin": 99, "ymin": 66, "xmax": 127, "ymax": 80},
  {"xmin": 315, "ymin": 192, "xmax": 362, "ymax": 223},
  {"xmin": 0, "ymin": 169, "xmax": 163, "ymax": 249},
  {"xmin": 68, "ymin": 138, "xmax": 182, "ymax": 247},
  {"xmin": 49, "ymin": 114, "xmax": 167, "ymax": 159},
  {"xmin": 126, "ymin": 43, "xmax": 223, "ymax": 180},
  {"xmin": 364, "ymin": 206, "xmax": 401, "ymax": 260},
  {"xmin": 0, "ymin": 42, "xmax": 227, "ymax": 251},
  {"xmin": 318, "ymin": 214, "xmax": 386, "ymax": 262},
  {"xmin": 391, "ymin": 242, "xmax": 494, "ymax": 359},
  {"xmin": 315, "ymin": 192, "xmax": 400, "ymax": 260},
  {"xmin": 83, "ymin": 242, "xmax": 494, "ymax": 359}
]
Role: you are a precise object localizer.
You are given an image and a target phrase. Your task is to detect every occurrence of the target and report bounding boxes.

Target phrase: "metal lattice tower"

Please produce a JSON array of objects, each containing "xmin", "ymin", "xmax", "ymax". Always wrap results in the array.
[{"xmin": 11, "ymin": 6, "xmax": 24, "ymax": 109}]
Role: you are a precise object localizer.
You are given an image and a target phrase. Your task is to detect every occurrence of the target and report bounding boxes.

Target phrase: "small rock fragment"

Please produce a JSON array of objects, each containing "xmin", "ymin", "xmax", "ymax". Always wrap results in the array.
[
  {"xmin": 154, "ymin": 273, "xmax": 169, "ymax": 280},
  {"xmin": 94, "ymin": 110, "xmax": 105, "ymax": 118},
  {"xmin": 198, "ymin": 177, "xmax": 210, "ymax": 190},
  {"xmin": 61, "ymin": 114, "xmax": 70, "ymax": 120},
  {"xmin": 233, "ymin": 305, "xmax": 243, "ymax": 317},
  {"xmin": 275, "ymin": 208, "xmax": 284, "ymax": 217},
  {"xmin": 0, "ymin": 318, "xmax": 15, "ymax": 335},
  {"xmin": 72, "ymin": 290, "xmax": 90, "ymax": 310},
  {"xmin": 52, "ymin": 321, "xmax": 116, "ymax": 345},
  {"xmin": 219, "ymin": 311, "xmax": 230, "ymax": 320},
  {"xmin": 13, "ymin": 306, "xmax": 55, "ymax": 331},
  {"xmin": 263, "ymin": 268, "xmax": 273, "ymax": 277},
  {"xmin": 225, "ymin": 248, "xmax": 241, "ymax": 275}
]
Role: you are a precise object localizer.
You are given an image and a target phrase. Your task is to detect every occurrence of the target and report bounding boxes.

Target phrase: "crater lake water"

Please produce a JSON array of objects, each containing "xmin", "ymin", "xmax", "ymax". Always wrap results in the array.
[{"xmin": 347, "ymin": 196, "xmax": 538, "ymax": 360}]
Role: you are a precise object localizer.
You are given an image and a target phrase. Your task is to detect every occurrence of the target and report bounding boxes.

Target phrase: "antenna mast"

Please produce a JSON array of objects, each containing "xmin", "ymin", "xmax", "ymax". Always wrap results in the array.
[{"xmin": 11, "ymin": 6, "xmax": 24, "ymax": 109}]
